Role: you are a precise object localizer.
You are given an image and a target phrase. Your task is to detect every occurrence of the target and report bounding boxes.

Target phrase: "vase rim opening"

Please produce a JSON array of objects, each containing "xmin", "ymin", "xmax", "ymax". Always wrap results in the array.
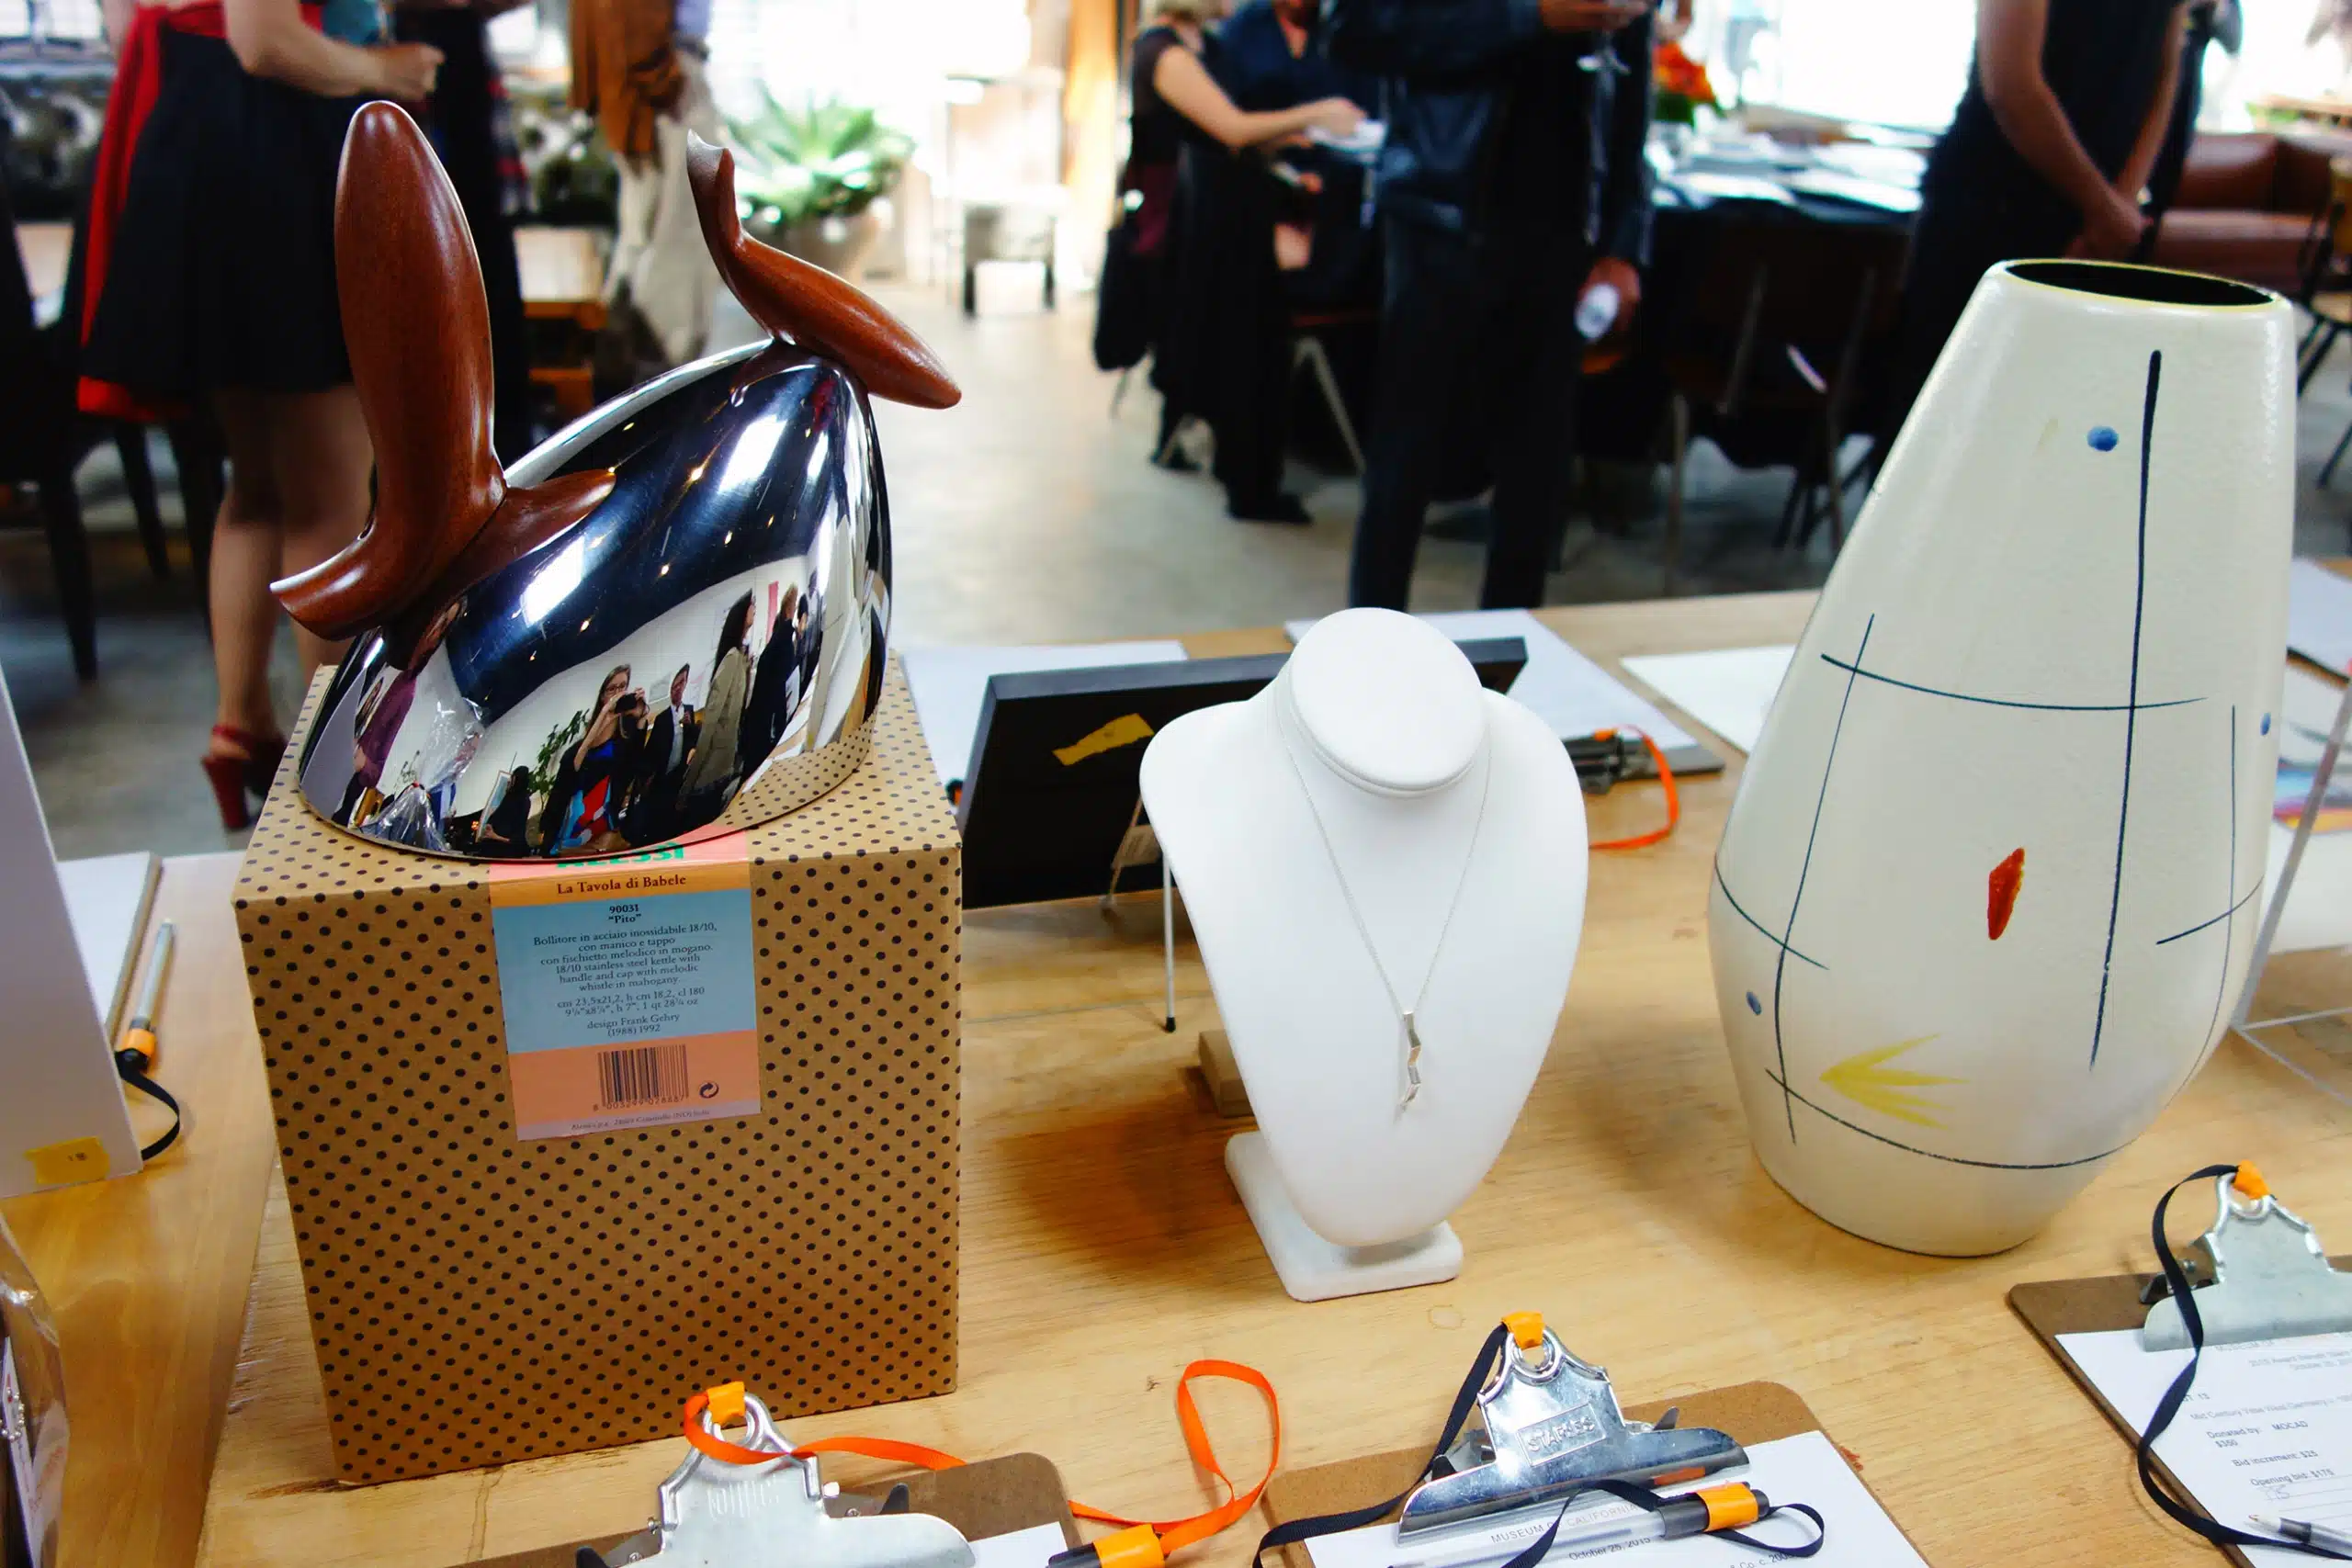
[{"xmin": 2002, "ymin": 260, "xmax": 2274, "ymax": 310}]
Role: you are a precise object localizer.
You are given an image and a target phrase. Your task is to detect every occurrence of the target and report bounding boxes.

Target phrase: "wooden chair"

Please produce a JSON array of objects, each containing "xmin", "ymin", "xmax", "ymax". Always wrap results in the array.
[
  {"xmin": 1657, "ymin": 214, "xmax": 1908, "ymax": 594},
  {"xmin": 517, "ymin": 225, "xmax": 607, "ymax": 423},
  {"xmin": 1290, "ymin": 306, "xmax": 1374, "ymax": 475},
  {"xmin": 4, "ymin": 202, "xmax": 223, "ymax": 675},
  {"xmin": 2293, "ymin": 156, "xmax": 2352, "ymax": 392}
]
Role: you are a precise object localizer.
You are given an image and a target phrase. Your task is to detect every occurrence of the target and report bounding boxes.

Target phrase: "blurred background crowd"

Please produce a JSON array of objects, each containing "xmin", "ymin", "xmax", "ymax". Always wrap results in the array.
[{"xmin": 9, "ymin": 0, "xmax": 2352, "ymax": 857}]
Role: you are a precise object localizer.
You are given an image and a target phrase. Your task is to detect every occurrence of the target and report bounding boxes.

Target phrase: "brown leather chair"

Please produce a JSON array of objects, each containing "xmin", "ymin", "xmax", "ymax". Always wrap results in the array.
[{"xmin": 2147, "ymin": 130, "xmax": 2347, "ymax": 295}]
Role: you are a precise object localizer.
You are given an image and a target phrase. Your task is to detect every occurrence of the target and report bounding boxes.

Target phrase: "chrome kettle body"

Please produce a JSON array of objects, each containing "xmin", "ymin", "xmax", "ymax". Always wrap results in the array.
[{"xmin": 277, "ymin": 105, "xmax": 956, "ymax": 860}]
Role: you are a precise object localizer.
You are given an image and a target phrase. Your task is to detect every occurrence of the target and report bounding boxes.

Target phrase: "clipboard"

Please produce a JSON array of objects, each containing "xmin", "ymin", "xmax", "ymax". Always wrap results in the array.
[
  {"xmin": 470, "ymin": 1450, "xmax": 1081, "ymax": 1568},
  {"xmin": 2011, "ymin": 1251, "xmax": 2352, "ymax": 1567},
  {"xmin": 1259, "ymin": 1381, "xmax": 1936, "ymax": 1566}
]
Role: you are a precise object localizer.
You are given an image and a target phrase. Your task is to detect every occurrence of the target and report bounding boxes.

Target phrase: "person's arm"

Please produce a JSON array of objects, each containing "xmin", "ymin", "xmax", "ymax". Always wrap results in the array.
[
  {"xmin": 1591, "ymin": 8, "xmax": 1655, "ymax": 286},
  {"xmin": 102, "ymin": 0, "xmax": 134, "ymax": 56},
  {"xmin": 1323, "ymin": 0, "xmax": 1644, "ymax": 77},
  {"xmin": 2117, "ymin": 2, "xmax": 2192, "ymax": 202},
  {"xmin": 1152, "ymin": 45, "xmax": 1360, "ymax": 150},
  {"xmin": 222, "ymin": 0, "xmax": 442, "ymax": 98},
  {"xmin": 572, "ymin": 702, "xmax": 618, "ymax": 770},
  {"xmin": 1975, "ymin": 0, "xmax": 2145, "ymax": 255}
]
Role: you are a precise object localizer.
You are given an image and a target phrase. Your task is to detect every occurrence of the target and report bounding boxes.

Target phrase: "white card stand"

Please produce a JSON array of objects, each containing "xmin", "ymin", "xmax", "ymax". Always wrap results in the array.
[
  {"xmin": 1225, "ymin": 1132, "xmax": 1462, "ymax": 1302},
  {"xmin": 0, "ymin": 670, "xmax": 142, "ymax": 1195}
]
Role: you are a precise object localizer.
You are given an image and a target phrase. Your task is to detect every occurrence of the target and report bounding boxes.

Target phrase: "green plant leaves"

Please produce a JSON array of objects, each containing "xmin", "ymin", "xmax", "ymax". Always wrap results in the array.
[{"xmin": 722, "ymin": 90, "xmax": 915, "ymax": 228}]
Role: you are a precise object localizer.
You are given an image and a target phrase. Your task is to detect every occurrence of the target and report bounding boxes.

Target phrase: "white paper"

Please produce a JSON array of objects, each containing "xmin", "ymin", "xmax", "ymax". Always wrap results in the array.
[
  {"xmin": 1620, "ymin": 647, "xmax": 1797, "ymax": 756},
  {"xmin": 1299, "ymin": 1431, "xmax": 1922, "ymax": 1568},
  {"xmin": 2263, "ymin": 822, "xmax": 2352, "ymax": 955},
  {"xmin": 56, "ymin": 851, "xmax": 158, "ymax": 1037},
  {"xmin": 2256, "ymin": 667, "xmax": 2352, "ymax": 955},
  {"xmin": 2290, "ymin": 559, "xmax": 2352, "ymax": 678},
  {"xmin": 901, "ymin": 642, "xmax": 1190, "ymax": 788},
  {"xmin": 1285, "ymin": 612, "xmax": 1696, "ymax": 752},
  {"xmin": 971, "ymin": 1522, "xmax": 1070, "ymax": 1568},
  {"xmin": 2058, "ymin": 1328, "xmax": 2352, "ymax": 1564}
]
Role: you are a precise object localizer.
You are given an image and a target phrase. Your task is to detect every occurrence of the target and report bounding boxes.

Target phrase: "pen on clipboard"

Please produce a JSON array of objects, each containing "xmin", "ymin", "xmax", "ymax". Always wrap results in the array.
[
  {"xmin": 117, "ymin": 920, "xmax": 175, "ymax": 1068},
  {"xmin": 2251, "ymin": 1515, "xmax": 2352, "ymax": 1557},
  {"xmin": 1388, "ymin": 1484, "xmax": 1770, "ymax": 1568}
]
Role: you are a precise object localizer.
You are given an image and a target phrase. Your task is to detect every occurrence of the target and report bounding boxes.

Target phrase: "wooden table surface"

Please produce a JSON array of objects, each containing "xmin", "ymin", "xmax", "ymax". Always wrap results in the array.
[
  {"xmin": 515, "ymin": 226, "xmax": 605, "ymax": 320},
  {"xmin": 0, "ymin": 854, "xmax": 277, "ymax": 1568},
  {"xmin": 44, "ymin": 592, "xmax": 2348, "ymax": 1568},
  {"xmin": 187, "ymin": 591, "xmax": 2352, "ymax": 1568}
]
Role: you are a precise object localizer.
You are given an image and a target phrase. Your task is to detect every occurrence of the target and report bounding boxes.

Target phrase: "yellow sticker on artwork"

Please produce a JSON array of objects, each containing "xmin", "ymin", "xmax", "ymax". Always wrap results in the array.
[
  {"xmin": 25, "ymin": 1136, "xmax": 109, "ymax": 1188},
  {"xmin": 1054, "ymin": 713, "xmax": 1155, "ymax": 766}
]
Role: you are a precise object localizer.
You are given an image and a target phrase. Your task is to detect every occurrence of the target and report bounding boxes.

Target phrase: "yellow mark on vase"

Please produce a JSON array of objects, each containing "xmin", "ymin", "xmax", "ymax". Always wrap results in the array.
[
  {"xmin": 1055, "ymin": 713, "xmax": 1155, "ymax": 766},
  {"xmin": 1820, "ymin": 1036, "xmax": 1962, "ymax": 1128}
]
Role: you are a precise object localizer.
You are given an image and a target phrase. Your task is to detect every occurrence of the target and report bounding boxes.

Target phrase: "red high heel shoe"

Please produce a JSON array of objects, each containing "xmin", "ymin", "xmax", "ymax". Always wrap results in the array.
[{"xmin": 202, "ymin": 725, "xmax": 288, "ymax": 831}]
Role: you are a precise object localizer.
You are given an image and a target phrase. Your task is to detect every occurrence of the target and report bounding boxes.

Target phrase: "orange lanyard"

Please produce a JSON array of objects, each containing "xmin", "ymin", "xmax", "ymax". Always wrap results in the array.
[
  {"xmin": 1587, "ymin": 729, "xmax": 1680, "ymax": 852},
  {"xmin": 681, "ymin": 1359, "xmax": 1280, "ymax": 1560}
]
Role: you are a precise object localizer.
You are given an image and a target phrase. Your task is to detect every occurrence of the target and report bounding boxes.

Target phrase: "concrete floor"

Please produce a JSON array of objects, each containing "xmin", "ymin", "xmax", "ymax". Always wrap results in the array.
[{"xmin": 7, "ymin": 280, "xmax": 2352, "ymax": 861}]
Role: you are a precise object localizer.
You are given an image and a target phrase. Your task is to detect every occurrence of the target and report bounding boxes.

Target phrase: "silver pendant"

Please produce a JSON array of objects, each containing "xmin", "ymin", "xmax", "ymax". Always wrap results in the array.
[{"xmin": 1399, "ymin": 1009, "xmax": 1424, "ymax": 1110}]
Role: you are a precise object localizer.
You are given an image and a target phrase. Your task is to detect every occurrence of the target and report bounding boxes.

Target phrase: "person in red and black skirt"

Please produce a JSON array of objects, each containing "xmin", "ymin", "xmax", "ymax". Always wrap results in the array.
[{"xmin": 80, "ymin": 0, "xmax": 441, "ymax": 829}]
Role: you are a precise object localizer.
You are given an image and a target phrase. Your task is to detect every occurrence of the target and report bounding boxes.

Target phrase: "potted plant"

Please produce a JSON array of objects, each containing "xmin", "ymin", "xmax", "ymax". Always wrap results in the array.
[{"xmin": 724, "ymin": 89, "xmax": 914, "ymax": 280}]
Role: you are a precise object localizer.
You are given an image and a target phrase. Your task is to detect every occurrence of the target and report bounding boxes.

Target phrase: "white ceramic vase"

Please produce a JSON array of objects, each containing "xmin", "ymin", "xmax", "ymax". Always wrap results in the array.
[{"xmin": 1710, "ymin": 261, "xmax": 2294, "ymax": 1256}]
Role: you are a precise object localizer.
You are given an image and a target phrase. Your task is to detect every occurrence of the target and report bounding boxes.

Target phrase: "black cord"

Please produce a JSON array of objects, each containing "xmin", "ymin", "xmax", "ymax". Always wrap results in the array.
[
  {"xmin": 114, "ymin": 1049, "xmax": 180, "ymax": 1161},
  {"xmin": 1252, "ymin": 1325, "xmax": 1826, "ymax": 1564},
  {"xmin": 2135, "ymin": 1165, "xmax": 2350, "ymax": 1561},
  {"xmin": 1254, "ymin": 1325, "xmax": 1512, "ymax": 1562}
]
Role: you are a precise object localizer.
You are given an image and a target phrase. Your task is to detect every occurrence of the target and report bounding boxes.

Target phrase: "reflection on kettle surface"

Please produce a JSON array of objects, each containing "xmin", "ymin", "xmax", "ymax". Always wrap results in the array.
[{"xmin": 295, "ymin": 338, "xmax": 894, "ymax": 860}]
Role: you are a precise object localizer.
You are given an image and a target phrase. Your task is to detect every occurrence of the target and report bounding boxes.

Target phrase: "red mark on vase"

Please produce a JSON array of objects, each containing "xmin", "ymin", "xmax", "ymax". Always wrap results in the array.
[{"xmin": 1987, "ymin": 848, "xmax": 2026, "ymax": 940}]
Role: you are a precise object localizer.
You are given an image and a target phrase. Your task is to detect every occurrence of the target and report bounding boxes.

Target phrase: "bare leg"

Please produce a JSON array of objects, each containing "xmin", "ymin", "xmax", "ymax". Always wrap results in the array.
[
  {"xmin": 206, "ymin": 389, "xmax": 288, "ymax": 760},
  {"xmin": 264, "ymin": 386, "xmax": 372, "ymax": 672},
  {"xmin": 204, "ymin": 386, "xmax": 372, "ymax": 762}
]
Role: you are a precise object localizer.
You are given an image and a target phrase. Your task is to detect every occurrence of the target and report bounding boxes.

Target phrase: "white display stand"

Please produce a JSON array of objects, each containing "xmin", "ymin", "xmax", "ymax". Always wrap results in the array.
[
  {"xmin": 1141, "ymin": 610, "xmax": 1587, "ymax": 1301},
  {"xmin": 1224, "ymin": 1131, "xmax": 1464, "ymax": 1301}
]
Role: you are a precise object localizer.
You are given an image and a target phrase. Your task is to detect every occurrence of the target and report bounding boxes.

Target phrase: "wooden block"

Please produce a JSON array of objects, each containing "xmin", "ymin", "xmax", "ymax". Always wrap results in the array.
[{"xmin": 1198, "ymin": 1029, "xmax": 1251, "ymax": 1118}]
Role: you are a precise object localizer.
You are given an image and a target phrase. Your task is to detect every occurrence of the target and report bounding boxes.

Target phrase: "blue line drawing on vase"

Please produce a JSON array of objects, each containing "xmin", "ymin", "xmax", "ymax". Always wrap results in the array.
[{"xmin": 1715, "ymin": 348, "xmax": 2262, "ymax": 1173}]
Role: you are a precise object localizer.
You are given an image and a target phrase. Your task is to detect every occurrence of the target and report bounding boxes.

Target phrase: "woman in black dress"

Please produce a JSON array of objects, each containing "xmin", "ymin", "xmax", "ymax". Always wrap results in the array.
[
  {"xmin": 1880, "ymin": 0, "xmax": 2188, "ymax": 446},
  {"xmin": 82, "ymin": 0, "xmax": 442, "ymax": 829},
  {"xmin": 1128, "ymin": 0, "xmax": 1362, "ymax": 519}
]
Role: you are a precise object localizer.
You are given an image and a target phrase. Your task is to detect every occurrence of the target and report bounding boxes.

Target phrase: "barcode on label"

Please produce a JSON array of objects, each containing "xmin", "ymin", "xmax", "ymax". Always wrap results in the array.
[{"xmin": 595, "ymin": 1044, "xmax": 688, "ymax": 1111}]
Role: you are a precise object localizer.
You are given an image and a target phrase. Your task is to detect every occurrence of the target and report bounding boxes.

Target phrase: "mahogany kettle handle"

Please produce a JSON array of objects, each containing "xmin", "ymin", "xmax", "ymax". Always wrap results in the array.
[
  {"xmin": 684, "ymin": 135, "xmax": 962, "ymax": 410},
  {"xmin": 275, "ymin": 102, "xmax": 612, "ymax": 651}
]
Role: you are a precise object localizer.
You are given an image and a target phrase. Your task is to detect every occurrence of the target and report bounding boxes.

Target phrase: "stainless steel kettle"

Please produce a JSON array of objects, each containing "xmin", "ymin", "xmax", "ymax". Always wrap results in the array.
[{"xmin": 278, "ymin": 102, "xmax": 958, "ymax": 860}]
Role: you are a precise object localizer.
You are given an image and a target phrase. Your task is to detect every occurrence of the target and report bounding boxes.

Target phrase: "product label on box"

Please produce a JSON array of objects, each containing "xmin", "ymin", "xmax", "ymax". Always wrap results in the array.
[{"xmin": 488, "ymin": 833, "xmax": 761, "ymax": 1140}]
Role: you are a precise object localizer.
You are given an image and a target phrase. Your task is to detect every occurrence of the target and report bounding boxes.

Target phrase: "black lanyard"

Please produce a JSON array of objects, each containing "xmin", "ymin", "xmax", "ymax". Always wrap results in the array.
[
  {"xmin": 1252, "ymin": 1324, "xmax": 1825, "ymax": 1567},
  {"xmin": 115, "ymin": 1048, "xmax": 180, "ymax": 1161},
  {"xmin": 2136, "ymin": 1164, "xmax": 2347, "ymax": 1560}
]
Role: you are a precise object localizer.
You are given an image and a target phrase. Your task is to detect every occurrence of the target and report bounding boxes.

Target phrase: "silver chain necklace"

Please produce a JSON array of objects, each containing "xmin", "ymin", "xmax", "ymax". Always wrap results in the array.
[{"xmin": 1273, "ymin": 691, "xmax": 1494, "ymax": 1111}]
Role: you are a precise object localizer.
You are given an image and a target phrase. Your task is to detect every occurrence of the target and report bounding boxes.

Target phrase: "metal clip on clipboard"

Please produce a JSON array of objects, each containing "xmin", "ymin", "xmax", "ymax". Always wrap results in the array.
[
  {"xmin": 584, "ymin": 1390, "xmax": 978, "ymax": 1568},
  {"xmin": 1396, "ymin": 1314, "xmax": 1745, "ymax": 1539},
  {"xmin": 2141, "ymin": 1171, "xmax": 2352, "ymax": 1352}
]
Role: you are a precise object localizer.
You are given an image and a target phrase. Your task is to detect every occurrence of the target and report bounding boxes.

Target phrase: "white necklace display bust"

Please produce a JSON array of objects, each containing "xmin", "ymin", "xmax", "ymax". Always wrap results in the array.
[{"xmin": 1139, "ymin": 609, "xmax": 1589, "ymax": 1300}]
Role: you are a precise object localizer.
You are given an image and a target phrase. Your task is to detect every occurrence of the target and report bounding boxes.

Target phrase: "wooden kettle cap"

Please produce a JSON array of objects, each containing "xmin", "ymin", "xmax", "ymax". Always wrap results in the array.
[{"xmin": 272, "ymin": 101, "xmax": 616, "ymax": 660}]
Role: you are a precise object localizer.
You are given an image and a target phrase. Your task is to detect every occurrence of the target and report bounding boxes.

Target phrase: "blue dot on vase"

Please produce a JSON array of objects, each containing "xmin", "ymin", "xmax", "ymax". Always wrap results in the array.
[
  {"xmin": 2263, "ymin": 714, "xmax": 2273, "ymax": 735},
  {"xmin": 2088, "ymin": 426, "xmax": 2120, "ymax": 452},
  {"xmin": 1746, "ymin": 991, "xmax": 1762, "ymax": 1015}
]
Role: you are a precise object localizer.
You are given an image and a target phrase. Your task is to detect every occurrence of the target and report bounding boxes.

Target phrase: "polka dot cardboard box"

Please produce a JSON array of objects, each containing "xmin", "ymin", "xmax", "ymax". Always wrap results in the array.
[{"xmin": 236, "ymin": 660, "xmax": 961, "ymax": 1483}]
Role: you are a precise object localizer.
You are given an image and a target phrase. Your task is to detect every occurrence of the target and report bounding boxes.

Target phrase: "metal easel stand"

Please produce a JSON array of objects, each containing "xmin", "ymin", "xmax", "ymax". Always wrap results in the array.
[
  {"xmin": 1102, "ymin": 797, "xmax": 1178, "ymax": 1033},
  {"xmin": 2230, "ymin": 670, "xmax": 2352, "ymax": 1100}
]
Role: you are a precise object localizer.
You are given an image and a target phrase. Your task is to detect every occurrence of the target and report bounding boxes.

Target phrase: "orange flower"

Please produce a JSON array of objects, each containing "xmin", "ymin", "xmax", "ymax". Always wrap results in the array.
[{"xmin": 1654, "ymin": 39, "xmax": 1717, "ymax": 107}]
